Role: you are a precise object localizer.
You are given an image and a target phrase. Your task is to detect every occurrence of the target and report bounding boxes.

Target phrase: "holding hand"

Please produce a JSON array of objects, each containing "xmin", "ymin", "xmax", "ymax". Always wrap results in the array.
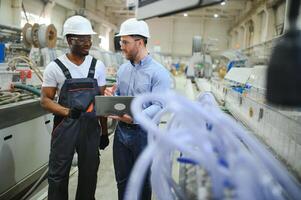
[
  {"xmin": 108, "ymin": 114, "xmax": 133, "ymax": 124},
  {"xmin": 104, "ymin": 84, "xmax": 117, "ymax": 96}
]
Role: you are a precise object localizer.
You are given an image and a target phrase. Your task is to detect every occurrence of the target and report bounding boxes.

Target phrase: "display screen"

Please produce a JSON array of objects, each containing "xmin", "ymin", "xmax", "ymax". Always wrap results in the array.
[{"xmin": 136, "ymin": 0, "xmax": 224, "ymax": 19}]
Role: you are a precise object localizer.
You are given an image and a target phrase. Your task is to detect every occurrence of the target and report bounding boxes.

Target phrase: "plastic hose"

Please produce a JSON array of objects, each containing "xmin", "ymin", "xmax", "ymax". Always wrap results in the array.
[
  {"xmin": 124, "ymin": 91, "xmax": 301, "ymax": 200},
  {"xmin": 12, "ymin": 83, "xmax": 41, "ymax": 96}
]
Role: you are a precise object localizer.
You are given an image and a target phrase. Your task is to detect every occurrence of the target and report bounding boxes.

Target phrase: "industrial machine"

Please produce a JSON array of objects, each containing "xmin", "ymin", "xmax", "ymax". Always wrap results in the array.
[{"xmin": 0, "ymin": 22, "xmax": 57, "ymax": 200}]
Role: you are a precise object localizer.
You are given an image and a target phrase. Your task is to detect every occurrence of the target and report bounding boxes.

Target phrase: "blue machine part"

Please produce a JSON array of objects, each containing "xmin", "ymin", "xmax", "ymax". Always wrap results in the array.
[
  {"xmin": 227, "ymin": 59, "xmax": 247, "ymax": 72},
  {"xmin": 0, "ymin": 43, "xmax": 5, "ymax": 63},
  {"xmin": 231, "ymin": 86, "xmax": 245, "ymax": 93},
  {"xmin": 227, "ymin": 61, "xmax": 234, "ymax": 72}
]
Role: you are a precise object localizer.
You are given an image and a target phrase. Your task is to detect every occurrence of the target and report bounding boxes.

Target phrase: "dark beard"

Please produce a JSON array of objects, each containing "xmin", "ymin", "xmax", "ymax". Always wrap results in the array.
[
  {"xmin": 72, "ymin": 49, "xmax": 89, "ymax": 57},
  {"xmin": 70, "ymin": 44, "xmax": 89, "ymax": 57},
  {"xmin": 78, "ymin": 51, "xmax": 89, "ymax": 57},
  {"xmin": 125, "ymin": 50, "xmax": 138, "ymax": 63}
]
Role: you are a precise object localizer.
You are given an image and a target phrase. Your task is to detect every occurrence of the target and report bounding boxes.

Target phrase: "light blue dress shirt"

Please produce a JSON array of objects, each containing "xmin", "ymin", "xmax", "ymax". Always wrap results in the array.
[{"xmin": 115, "ymin": 55, "xmax": 171, "ymax": 121}]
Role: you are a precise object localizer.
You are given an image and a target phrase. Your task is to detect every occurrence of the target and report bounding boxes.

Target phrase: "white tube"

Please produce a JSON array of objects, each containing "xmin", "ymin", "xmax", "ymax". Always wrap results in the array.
[{"xmin": 126, "ymin": 91, "xmax": 301, "ymax": 200}]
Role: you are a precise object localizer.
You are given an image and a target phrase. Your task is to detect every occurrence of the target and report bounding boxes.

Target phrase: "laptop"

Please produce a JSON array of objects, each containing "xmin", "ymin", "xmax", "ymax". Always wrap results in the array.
[{"xmin": 95, "ymin": 96, "xmax": 134, "ymax": 116}]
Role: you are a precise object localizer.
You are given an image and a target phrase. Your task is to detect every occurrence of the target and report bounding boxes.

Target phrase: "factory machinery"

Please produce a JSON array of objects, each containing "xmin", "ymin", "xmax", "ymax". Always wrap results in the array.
[
  {"xmin": 184, "ymin": 49, "xmax": 301, "ymax": 199},
  {"xmin": 0, "ymin": 21, "xmax": 123, "ymax": 199},
  {"xmin": 209, "ymin": 51, "xmax": 301, "ymax": 180},
  {"xmin": 170, "ymin": 33, "xmax": 301, "ymax": 198},
  {"xmin": 0, "ymin": 22, "xmax": 57, "ymax": 200}
]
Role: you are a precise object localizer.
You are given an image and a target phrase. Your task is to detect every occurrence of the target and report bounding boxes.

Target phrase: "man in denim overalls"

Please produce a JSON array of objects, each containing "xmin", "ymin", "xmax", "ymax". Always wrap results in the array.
[
  {"xmin": 41, "ymin": 15, "xmax": 108, "ymax": 200},
  {"xmin": 105, "ymin": 18, "xmax": 171, "ymax": 200}
]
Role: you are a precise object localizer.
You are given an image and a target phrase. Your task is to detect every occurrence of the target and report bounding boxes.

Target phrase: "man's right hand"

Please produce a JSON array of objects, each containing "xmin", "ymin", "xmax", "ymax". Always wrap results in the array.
[{"xmin": 104, "ymin": 84, "xmax": 117, "ymax": 96}]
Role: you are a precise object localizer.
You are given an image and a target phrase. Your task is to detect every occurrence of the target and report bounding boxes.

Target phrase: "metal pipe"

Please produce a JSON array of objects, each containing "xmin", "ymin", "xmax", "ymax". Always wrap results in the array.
[
  {"xmin": 0, "ymin": 24, "xmax": 22, "ymax": 32},
  {"xmin": 0, "ymin": 92, "xmax": 21, "ymax": 105}
]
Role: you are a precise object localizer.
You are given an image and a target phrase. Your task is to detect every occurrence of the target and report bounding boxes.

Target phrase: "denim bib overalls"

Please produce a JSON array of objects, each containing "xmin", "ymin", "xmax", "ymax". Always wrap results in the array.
[{"xmin": 48, "ymin": 57, "xmax": 101, "ymax": 200}]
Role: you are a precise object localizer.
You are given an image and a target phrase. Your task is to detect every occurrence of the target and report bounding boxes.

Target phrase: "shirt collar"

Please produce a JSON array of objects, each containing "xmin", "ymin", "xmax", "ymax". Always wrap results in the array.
[{"xmin": 130, "ymin": 54, "xmax": 151, "ymax": 68}]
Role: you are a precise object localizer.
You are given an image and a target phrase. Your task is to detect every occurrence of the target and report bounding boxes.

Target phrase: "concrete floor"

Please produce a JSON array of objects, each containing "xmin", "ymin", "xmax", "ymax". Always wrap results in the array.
[{"xmin": 29, "ymin": 74, "xmax": 197, "ymax": 200}]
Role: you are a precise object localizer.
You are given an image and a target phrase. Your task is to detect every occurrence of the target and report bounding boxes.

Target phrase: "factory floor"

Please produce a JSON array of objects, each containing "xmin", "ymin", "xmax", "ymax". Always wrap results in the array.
[{"xmin": 29, "ymin": 74, "xmax": 198, "ymax": 200}]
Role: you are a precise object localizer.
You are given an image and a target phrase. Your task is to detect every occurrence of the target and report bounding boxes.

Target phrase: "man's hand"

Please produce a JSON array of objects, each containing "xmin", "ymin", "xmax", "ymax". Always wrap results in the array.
[
  {"xmin": 104, "ymin": 84, "xmax": 117, "ymax": 96},
  {"xmin": 108, "ymin": 114, "xmax": 133, "ymax": 124},
  {"xmin": 68, "ymin": 107, "xmax": 82, "ymax": 119},
  {"xmin": 99, "ymin": 134, "xmax": 109, "ymax": 150}
]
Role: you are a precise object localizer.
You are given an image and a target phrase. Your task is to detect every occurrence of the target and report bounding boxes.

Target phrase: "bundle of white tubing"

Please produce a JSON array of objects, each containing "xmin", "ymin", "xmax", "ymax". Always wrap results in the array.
[{"xmin": 124, "ymin": 91, "xmax": 301, "ymax": 200}]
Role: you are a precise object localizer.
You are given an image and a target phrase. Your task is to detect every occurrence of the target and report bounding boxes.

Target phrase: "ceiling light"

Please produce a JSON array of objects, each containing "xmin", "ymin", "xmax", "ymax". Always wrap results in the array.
[
  {"xmin": 183, "ymin": 13, "xmax": 188, "ymax": 17},
  {"xmin": 214, "ymin": 14, "xmax": 219, "ymax": 18},
  {"xmin": 221, "ymin": 1, "xmax": 226, "ymax": 6}
]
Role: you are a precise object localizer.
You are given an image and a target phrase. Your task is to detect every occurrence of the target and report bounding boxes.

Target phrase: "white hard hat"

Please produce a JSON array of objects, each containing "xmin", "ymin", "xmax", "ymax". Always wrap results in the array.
[
  {"xmin": 63, "ymin": 15, "xmax": 96, "ymax": 36},
  {"xmin": 116, "ymin": 18, "xmax": 150, "ymax": 38}
]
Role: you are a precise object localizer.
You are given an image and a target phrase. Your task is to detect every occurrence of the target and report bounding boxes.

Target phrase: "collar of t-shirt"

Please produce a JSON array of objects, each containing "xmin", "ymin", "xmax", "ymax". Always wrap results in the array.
[{"xmin": 63, "ymin": 54, "xmax": 89, "ymax": 67}]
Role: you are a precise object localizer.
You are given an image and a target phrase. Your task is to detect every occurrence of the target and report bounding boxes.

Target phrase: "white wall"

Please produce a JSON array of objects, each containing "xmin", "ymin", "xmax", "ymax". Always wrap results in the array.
[
  {"xmin": 146, "ymin": 17, "xmax": 231, "ymax": 57},
  {"xmin": 147, "ymin": 18, "xmax": 174, "ymax": 55},
  {"xmin": 0, "ymin": 0, "xmax": 13, "ymax": 26},
  {"xmin": 202, "ymin": 19, "xmax": 230, "ymax": 52},
  {"xmin": 51, "ymin": 5, "xmax": 67, "ymax": 37},
  {"xmin": 0, "ymin": 0, "xmax": 21, "ymax": 27},
  {"xmin": 22, "ymin": 0, "xmax": 44, "ymax": 16}
]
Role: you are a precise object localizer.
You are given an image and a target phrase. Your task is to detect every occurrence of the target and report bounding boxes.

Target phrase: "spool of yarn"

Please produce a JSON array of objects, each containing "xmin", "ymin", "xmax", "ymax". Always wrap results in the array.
[
  {"xmin": 22, "ymin": 23, "xmax": 33, "ymax": 48},
  {"xmin": 38, "ymin": 24, "xmax": 57, "ymax": 48}
]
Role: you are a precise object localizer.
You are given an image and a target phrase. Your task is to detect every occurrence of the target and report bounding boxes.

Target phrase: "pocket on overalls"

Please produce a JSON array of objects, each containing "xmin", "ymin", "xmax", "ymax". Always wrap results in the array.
[
  {"xmin": 50, "ymin": 117, "xmax": 80, "ymax": 156},
  {"xmin": 51, "ymin": 118, "xmax": 68, "ymax": 149},
  {"xmin": 52, "ymin": 115, "xmax": 66, "ymax": 137},
  {"xmin": 67, "ymin": 82, "xmax": 96, "ymax": 110}
]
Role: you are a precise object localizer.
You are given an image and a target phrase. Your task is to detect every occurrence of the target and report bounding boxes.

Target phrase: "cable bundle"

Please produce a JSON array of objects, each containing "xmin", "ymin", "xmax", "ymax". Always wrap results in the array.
[{"xmin": 125, "ymin": 91, "xmax": 301, "ymax": 200}]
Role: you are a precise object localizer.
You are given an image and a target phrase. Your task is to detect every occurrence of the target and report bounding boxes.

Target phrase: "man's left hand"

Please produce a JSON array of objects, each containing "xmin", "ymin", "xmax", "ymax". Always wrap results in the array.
[{"xmin": 108, "ymin": 114, "xmax": 133, "ymax": 124}]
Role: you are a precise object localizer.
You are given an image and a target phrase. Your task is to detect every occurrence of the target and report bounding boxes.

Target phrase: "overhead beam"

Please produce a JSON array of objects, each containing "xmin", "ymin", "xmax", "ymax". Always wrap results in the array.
[
  {"xmin": 54, "ymin": 0, "xmax": 80, "ymax": 10},
  {"xmin": 54, "ymin": 0, "xmax": 117, "ymax": 31}
]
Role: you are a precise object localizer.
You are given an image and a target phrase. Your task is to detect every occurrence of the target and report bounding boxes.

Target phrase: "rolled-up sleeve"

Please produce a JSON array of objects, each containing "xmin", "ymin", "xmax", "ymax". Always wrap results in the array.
[{"xmin": 142, "ymin": 68, "xmax": 171, "ymax": 119}]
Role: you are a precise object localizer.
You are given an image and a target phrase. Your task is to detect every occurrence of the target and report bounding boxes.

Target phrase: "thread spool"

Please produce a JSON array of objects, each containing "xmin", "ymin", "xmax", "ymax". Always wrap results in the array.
[
  {"xmin": 38, "ymin": 24, "xmax": 57, "ymax": 48},
  {"xmin": 31, "ymin": 23, "xmax": 40, "ymax": 48},
  {"xmin": 22, "ymin": 23, "xmax": 33, "ymax": 48},
  {"xmin": 22, "ymin": 23, "xmax": 57, "ymax": 48}
]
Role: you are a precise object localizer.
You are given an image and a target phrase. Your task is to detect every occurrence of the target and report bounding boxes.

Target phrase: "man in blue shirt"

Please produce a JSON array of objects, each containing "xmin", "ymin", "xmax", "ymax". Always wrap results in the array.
[{"xmin": 105, "ymin": 18, "xmax": 171, "ymax": 200}]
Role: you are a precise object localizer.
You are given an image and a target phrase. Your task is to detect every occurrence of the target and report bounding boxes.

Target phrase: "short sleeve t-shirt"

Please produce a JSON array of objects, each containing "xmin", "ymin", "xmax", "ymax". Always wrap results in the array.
[{"xmin": 42, "ymin": 54, "xmax": 106, "ymax": 94}]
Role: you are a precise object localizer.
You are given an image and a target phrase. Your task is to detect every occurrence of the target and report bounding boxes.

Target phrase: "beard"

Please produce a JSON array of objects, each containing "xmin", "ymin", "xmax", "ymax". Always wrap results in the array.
[
  {"xmin": 70, "ymin": 44, "xmax": 90, "ymax": 57},
  {"xmin": 123, "ymin": 48, "xmax": 138, "ymax": 62}
]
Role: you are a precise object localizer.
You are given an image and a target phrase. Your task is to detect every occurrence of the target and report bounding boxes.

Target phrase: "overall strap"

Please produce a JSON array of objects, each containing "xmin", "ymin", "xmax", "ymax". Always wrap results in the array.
[
  {"xmin": 87, "ymin": 57, "xmax": 97, "ymax": 78},
  {"xmin": 54, "ymin": 59, "xmax": 72, "ymax": 79}
]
